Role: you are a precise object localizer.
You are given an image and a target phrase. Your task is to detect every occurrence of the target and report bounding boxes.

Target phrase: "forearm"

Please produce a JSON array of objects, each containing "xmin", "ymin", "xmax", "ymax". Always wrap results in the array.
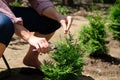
[
  {"xmin": 42, "ymin": 6, "xmax": 72, "ymax": 34},
  {"xmin": 14, "ymin": 24, "xmax": 50, "ymax": 53},
  {"xmin": 42, "ymin": 7, "xmax": 65, "ymax": 22},
  {"xmin": 14, "ymin": 24, "xmax": 32, "ymax": 42}
]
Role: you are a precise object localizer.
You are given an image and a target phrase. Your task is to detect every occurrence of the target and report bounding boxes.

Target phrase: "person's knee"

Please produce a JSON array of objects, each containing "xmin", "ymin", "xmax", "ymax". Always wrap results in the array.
[
  {"xmin": 0, "ymin": 13, "xmax": 14, "ymax": 33},
  {"xmin": 0, "ymin": 13, "xmax": 14, "ymax": 46}
]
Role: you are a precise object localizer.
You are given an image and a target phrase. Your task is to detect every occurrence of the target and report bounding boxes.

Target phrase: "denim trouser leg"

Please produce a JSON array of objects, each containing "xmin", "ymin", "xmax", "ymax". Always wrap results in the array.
[{"xmin": 0, "ymin": 13, "xmax": 14, "ymax": 46}]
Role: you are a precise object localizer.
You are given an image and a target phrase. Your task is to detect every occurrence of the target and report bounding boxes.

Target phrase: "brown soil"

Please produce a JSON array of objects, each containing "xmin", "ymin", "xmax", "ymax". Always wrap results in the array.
[{"xmin": 0, "ymin": 12, "xmax": 120, "ymax": 80}]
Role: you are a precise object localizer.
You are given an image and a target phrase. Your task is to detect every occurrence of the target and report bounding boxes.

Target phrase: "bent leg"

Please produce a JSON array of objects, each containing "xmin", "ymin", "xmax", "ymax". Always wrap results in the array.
[
  {"xmin": 0, "ymin": 13, "xmax": 14, "ymax": 58},
  {"xmin": 0, "ymin": 43, "xmax": 6, "ymax": 58},
  {"xmin": 12, "ymin": 7, "xmax": 60, "ymax": 68}
]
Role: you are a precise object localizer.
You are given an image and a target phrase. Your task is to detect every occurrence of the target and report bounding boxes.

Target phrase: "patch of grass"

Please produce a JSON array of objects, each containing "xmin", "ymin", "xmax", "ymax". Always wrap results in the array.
[
  {"xmin": 9, "ymin": 1, "xmax": 22, "ymax": 7},
  {"xmin": 55, "ymin": 5, "xmax": 70, "ymax": 15}
]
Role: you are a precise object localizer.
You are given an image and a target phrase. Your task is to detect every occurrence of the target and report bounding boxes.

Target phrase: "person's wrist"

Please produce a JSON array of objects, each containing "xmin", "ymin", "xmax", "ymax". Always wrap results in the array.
[{"xmin": 24, "ymin": 32, "xmax": 33, "ymax": 42}]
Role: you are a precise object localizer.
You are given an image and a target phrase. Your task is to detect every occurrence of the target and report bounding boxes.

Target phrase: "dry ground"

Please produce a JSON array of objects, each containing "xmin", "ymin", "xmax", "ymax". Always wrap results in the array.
[{"xmin": 0, "ymin": 14, "xmax": 120, "ymax": 80}]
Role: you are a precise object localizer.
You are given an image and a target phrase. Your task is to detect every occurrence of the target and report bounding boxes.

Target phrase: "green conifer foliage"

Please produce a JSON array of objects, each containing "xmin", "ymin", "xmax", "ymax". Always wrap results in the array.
[
  {"xmin": 109, "ymin": 0, "xmax": 120, "ymax": 40},
  {"xmin": 78, "ymin": 13, "xmax": 108, "ymax": 56},
  {"xmin": 41, "ymin": 33, "xmax": 85, "ymax": 80}
]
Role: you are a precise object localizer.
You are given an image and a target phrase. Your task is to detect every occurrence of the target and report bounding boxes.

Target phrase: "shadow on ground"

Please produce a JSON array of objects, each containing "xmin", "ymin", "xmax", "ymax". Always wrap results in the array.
[
  {"xmin": 90, "ymin": 53, "xmax": 120, "ymax": 65},
  {"xmin": 0, "ymin": 67, "xmax": 94, "ymax": 80},
  {"xmin": 0, "ymin": 67, "xmax": 44, "ymax": 80}
]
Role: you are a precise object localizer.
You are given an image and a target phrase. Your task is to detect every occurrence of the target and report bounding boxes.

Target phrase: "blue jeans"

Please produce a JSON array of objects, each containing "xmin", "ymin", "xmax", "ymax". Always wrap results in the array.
[{"xmin": 0, "ymin": 13, "xmax": 14, "ymax": 46}]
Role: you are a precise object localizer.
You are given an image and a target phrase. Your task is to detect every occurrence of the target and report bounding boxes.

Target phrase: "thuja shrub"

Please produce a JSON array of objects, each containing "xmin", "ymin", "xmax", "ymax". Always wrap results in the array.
[
  {"xmin": 41, "ymin": 34, "xmax": 85, "ymax": 80},
  {"xmin": 109, "ymin": 0, "xmax": 120, "ymax": 40},
  {"xmin": 78, "ymin": 13, "xmax": 109, "ymax": 56}
]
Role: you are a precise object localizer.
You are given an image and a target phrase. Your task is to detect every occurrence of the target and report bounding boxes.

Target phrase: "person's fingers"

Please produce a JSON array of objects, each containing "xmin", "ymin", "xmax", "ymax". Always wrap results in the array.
[
  {"xmin": 60, "ymin": 16, "xmax": 73, "ymax": 34},
  {"xmin": 66, "ymin": 16, "xmax": 72, "ymax": 32},
  {"xmin": 35, "ymin": 43, "xmax": 41, "ymax": 52},
  {"xmin": 32, "ymin": 39, "xmax": 50, "ymax": 53},
  {"xmin": 60, "ymin": 19, "xmax": 67, "ymax": 33},
  {"xmin": 38, "ymin": 39, "xmax": 50, "ymax": 53},
  {"xmin": 42, "ymin": 40, "xmax": 50, "ymax": 53}
]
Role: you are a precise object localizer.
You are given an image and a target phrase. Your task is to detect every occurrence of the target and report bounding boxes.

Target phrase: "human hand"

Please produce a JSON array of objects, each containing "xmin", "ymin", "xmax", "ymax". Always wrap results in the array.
[
  {"xmin": 60, "ymin": 16, "xmax": 73, "ymax": 34},
  {"xmin": 27, "ymin": 35, "xmax": 50, "ymax": 53}
]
